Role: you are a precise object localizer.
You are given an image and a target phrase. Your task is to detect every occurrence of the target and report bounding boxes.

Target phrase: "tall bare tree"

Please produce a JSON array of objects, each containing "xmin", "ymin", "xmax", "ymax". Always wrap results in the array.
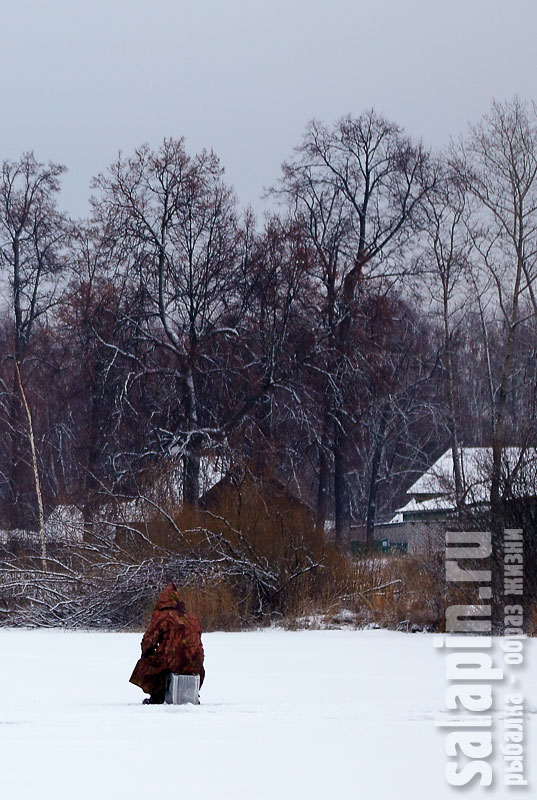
[
  {"xmin": 456, "ymin": 98, "xmax": 537, "ymax": 536},
  {"xmin": 418, "ymin": 167, "xmax": 473, "ymax": 504},
  {"xmin": 277, "ymin": 110, "xmax": 432, "ymax": 546},
  {"xmin": 0, "ymin": 153, "xmax": 67, "ymax": 527},
  {"xmin": 92, "ymin": 139, "xmax": 278, "ymax": 506}
]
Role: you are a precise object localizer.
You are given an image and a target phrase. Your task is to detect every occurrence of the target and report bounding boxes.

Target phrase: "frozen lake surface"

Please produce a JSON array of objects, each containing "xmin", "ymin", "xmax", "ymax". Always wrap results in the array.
[{"xmin": 0, "ymin": 628, "xmax": 534, "ymax": 798}]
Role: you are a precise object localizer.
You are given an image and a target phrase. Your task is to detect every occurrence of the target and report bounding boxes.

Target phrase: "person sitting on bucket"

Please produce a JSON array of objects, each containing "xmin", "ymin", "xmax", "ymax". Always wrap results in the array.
[{"xmin": 130, "ymin": 583, "xmax": 205, "ymax": 704}]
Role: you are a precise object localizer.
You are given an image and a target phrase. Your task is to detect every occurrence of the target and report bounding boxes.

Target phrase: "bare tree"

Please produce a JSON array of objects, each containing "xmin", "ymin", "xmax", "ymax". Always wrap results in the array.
[
  {"xmin": 91, "ymin": 139, "xmax": 296, "ymax": 507},
  {"xmin": 0, "ymin": 153, "xmax": 67, "ymax": 527},
  {"xmin": 456, "ymin": 98, "xmax": 537, "ymax": 536},
  {"xmin": 418, "ymin": 167, "xmax": 473, "ymax": 503},
  {"xmin": 277, "ymin": 110, "xmax": 432, "ymax": 546}
]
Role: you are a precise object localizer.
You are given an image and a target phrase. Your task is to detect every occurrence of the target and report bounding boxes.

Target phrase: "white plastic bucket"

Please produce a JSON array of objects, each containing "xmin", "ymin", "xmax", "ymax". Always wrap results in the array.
[{"xmin": 165, "ymin": 673, "xmax": 200, "ymax": 705}]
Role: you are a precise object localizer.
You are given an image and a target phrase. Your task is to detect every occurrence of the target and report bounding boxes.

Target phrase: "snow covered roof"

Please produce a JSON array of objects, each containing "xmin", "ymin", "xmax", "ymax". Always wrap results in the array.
[
  {"xmin": 406, "ymin": 447, "xmax": 537, "ymax": 500},
  {"xmin": 390, "ymin": 446, "xmax": 537, "ymax": 523},
  {"xmin": 396, "ymin": 496, "xmax": 456, "ymax": 515},
  {"xmin": 0, "ymin": 506, "xmax": 85, "ymax": 544},
  {"xmin": 389, "ymin": 496, "xmax": 457, "ymax": 524}
]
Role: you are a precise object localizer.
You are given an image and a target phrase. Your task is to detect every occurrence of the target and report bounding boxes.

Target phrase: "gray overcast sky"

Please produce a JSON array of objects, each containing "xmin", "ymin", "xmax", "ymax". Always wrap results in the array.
[{"xmin": 1, "ymin": 0, "xmax": 536, "ymax": 218}]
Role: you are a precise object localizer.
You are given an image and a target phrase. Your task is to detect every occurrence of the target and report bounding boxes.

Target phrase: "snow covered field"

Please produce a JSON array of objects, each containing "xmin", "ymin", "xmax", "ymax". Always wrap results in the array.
[{"xmin": 0, "ymin": 628, "xmax": 534, "ymax": 799}]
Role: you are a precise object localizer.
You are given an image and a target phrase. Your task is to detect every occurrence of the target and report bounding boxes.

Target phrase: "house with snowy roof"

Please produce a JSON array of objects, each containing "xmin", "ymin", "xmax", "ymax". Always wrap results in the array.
[
  {"xmin": 351, "ymin": 446, "xmax": 537, "ymax": 554},
  {"xmin": 0, "ymin": 455, "xmax": 229, "ymax": 548},
  {"xmin": 391, "ymin": 446, "xmax": 537, "ymax": 524}
]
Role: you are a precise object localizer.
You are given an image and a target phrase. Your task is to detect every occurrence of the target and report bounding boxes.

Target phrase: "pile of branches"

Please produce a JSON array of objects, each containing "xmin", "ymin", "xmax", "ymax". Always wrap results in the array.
[
  {"xmin": 0, "ymin": 545, "xmax": 212, "ymax": 629},
  {"xmin": 0, "ymin": 516, "xmax": 324, "ymax": 628}
]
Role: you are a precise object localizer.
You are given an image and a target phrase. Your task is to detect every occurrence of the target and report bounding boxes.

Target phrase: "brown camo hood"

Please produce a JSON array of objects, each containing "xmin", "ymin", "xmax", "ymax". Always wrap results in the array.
[{"xmin": 154, "ymin": 583, "xmax": 183, "ymax": 611}]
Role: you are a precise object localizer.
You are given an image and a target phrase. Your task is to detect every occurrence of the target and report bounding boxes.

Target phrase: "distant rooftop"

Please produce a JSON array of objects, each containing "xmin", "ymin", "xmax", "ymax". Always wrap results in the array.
[
  {"xmin": 407, "ymin": 447, "xmax": 537, "ymax": 498},
  {"xmin": 391, "ymin": 446, "xmax": 537, "ymax": 523}
]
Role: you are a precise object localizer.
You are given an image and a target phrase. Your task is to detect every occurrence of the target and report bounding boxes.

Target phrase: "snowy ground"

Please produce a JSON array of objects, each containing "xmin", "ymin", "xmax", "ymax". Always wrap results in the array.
[{"xmin": 0, "ymin": 628, "xmax": 534, "ymax": 799}]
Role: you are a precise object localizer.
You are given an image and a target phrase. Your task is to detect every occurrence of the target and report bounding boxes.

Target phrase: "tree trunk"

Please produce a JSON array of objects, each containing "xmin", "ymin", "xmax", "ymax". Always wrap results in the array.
[
  {"xmin": 183, "ymin": 444, "xmax": 201, "ymax": 507},
  {"xmin": 333, "ymin": 416, "xmax": 351, "ymax": 548},
  {"xmin": 315, "ymin": 403, "xmax": 332, "ymax": 534},
  {"xmin": 443, "ymin": 311, "xmax": 463, "ymax": 504},
  {"xmin": 8, "ymin": 236, "xmax": 37, "ymax": 529},
  {"xmin": 331, "ymin": 256, "xmax": 366, "ymax": 550},
  {"xmin": 182, "ymin": 363, "xmax": 201, "ymax": 507},
  {"xmin": 489, "ymin": 276, "xmax": 520, "ymax": 628},
  {"xmin": 366, "ymin": 409, "xmax": 388, "ymax": 544},
  {"xmin": 8, "ymin": 365, "xmax": 36, "ymax": 530},
  {"xmin": 14, "ymin": 361, "xmax": 46, "ymax": 567}
]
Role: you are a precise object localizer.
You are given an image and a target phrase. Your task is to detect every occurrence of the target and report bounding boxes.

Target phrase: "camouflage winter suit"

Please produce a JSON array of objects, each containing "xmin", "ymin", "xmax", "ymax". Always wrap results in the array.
[{"xmin": 130, "ymin": 583, "xmax": 205, "ymax": 702}]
